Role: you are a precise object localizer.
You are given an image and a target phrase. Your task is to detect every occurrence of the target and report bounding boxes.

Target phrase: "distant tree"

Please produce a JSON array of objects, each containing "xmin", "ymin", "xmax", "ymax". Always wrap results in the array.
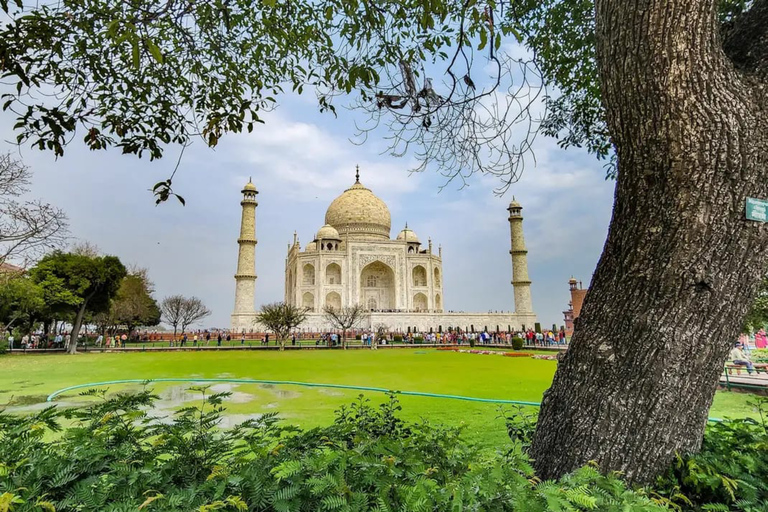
[
  {"xmin": 323, "ymin": 304, "xmax": 368, "ymax": 349},
  {"xmin": 256, "ymin": 302, "xmax": 308, "ymax": 351},
  {"xmin": 179, "ymin": 296, "xmax": 211, "ymax": 334},
  {"xmin": 0, "ymin": 275, "xmax": 45, "ymax": 335},
  {"xmin": 373, "ymin": 323, "xmax": 389, "ymax": 350},
  {"xmin": 111, "ymin": 269, "xmax": 161, "ymax": 337},
  {"xmin": 30, "ymin": 251, "xmax": 126, "ymax": 354},
  {"xmin": 743, "ymin": 276, "xmax": 768, "ymax": 334},
  {"xmin": 160, "ymin": 295, "xmax": 211, "ymax": 338},
  {"xmin": 70, "ymin": 241, "xmax": 101, "ymax": 258},
  {"xmin": 160, "ymin": 295, "xmax": 184, "ymax": 338},
  {"xmin": 0, "ymin": 153, "xmax": 68, "ymax": 267}
]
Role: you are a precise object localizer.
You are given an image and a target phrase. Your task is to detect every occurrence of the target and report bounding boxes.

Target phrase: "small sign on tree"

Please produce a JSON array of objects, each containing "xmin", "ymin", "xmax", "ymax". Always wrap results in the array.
[{"xmin": 746, "ymin": 197, "xmax": 768, "ymax": 222}]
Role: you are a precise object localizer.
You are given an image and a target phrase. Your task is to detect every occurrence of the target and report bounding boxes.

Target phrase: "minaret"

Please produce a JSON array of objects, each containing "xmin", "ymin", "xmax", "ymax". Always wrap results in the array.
[
  {"xmin": 507, "ymin": 198, "xmax": 533, "ymax": 313},
  {"xmin": 231, "ymin": 179, "xmax": 258, "ymax": 331}
]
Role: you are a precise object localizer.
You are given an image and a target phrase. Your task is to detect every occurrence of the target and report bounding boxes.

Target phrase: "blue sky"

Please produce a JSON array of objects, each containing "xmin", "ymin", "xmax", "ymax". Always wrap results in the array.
[{"xmin": 1, "ymin": 56, "xmax": 615, "ymax": 330}]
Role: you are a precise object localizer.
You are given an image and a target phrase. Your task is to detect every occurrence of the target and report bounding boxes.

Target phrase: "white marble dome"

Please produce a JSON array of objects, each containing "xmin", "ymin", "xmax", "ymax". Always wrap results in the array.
[
  {"xmin": 324, "ymin": 172, "xmax": 391, "ymax": 240},
  {"xmin": 315, "ymin": 224, "xmax": 340, "ymax": 240},
  {"xmin": 396, "ymin": 226, "xmax": 420, "ymax": 243}
]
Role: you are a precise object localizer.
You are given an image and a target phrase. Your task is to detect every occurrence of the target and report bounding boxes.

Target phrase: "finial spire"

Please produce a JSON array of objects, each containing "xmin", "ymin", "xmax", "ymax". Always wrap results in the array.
[
  {"xmin": 405, "ymin": 221, "xmax": 408, "ymax": 229},
  {"xmin": 249, "ymin": 176, "xmax": 252, "ymax": 183},
  {"xmin": 355, "ymin": 165, "xmax": 360, "ymax": 183}
]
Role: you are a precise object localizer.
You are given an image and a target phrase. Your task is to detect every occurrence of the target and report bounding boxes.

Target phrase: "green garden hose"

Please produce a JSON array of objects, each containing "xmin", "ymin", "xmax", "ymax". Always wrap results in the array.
[{"xmin": 45, "ymin": 378, "xmax": 722, "ymax": 422}]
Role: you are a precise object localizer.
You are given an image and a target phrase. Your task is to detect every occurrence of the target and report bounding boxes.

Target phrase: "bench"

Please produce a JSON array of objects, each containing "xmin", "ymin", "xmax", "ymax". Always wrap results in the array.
[{"xmin": 726, "ymin": 363, "xmax": 768, "ymax": 375}]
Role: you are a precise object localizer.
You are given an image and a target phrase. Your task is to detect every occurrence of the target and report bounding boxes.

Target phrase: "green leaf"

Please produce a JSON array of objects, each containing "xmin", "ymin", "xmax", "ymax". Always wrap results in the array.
[
  {"xmin": 478, "ymin": 28, "xmax": 487, "ymax": 51},
  {"xmin": 131, "ymin": 39, "xmax": 140, "ymax": 68},
  {"xmin": 147, "ymin": 39, "xmax": 163, "ymax": 64}
]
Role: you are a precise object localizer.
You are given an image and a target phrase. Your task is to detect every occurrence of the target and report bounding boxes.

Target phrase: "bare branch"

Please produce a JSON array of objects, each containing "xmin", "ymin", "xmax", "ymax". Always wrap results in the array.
[
  {"xmin": 0, "ymin": 152, "xmax": 68, "ymax": 267},
  {"xmin": 323, "ymin": 304, "xmax": 369, "ymax": 349}
]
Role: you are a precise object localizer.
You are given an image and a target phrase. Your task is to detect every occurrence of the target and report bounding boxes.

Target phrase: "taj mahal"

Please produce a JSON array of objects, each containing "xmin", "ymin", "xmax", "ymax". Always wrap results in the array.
[{"xmin": 230, "ymin": 167, "xmax": 537, "ymax": 333}]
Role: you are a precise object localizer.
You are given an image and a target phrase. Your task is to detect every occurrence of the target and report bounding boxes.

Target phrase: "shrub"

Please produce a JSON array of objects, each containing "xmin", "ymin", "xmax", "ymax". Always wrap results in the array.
[
  {"xmin": 413, "ymin": 336, "xmax": 424, "ymax": 344},
  {"xmin": 0, "ymin": 388, "xmax": 673, "ymax": 512},
  {"xmin": 752, "ymin": 348, "xmax": 768, "ymax": 362},
  {"xmin": 511, "ymin": 336, "xmax": 525, "ymax": 350},
  {"xmin": 2, "ymin": 387, "xmax": 765, "ymax": 512},
  {"xmin": 393, "ymin": 334, "xmax": 403, "ymax": 342},
  {"xmin": 354, "ymin": 334, "xmax": 362, "ymax": 340},
  {"xmin": 654, "ymin": 396, "xmax": 768, "ymax": 511}
]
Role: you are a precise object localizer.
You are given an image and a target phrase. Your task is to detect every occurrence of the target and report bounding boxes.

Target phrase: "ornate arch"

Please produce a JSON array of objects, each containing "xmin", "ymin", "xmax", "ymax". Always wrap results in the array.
[
  {"xmin": 302, "ymin": 292, "xmax": 315, "ymax": 311},
  {"xmin": 303, "ymin": 263, "xmax": 315, "ymax": 285},
  {"xmin": 360, "ymin": 261, "xmax": 395, "ymax": 310},
  {"xmin": 412, "ymin": 265, "xmax": 427, "ymax": 287},
  {"xmin": 325, "ymin": 291, "xmax": 341, "ymax": 310}
]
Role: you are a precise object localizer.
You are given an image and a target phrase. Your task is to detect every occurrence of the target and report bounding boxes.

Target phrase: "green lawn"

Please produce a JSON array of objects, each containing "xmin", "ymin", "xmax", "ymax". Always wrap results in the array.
[{"xmin": 0, "ymin": 350, "xmax": 761, "ymax": 446}]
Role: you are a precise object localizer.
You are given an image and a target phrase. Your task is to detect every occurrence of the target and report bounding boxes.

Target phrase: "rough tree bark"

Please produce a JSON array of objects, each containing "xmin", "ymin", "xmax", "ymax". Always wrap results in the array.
[{"xmin": 531, "ymin": 0, "xmax": 768, "ymax": 483}]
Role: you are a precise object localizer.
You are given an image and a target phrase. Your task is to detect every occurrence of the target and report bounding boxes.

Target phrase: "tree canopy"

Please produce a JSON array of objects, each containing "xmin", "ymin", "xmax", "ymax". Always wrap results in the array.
[
  {"xmin": 30, "ymin": 251, "xmax": 126, "ymax": 353},
  {"xmin": 0, "ymin": 274, "xmax": 44, "ymax": 334},
  {"xmin": 110, "ymin": 270, "xmax": 161, "ymax": 335},
  {"xmin": 256, "ymin": 302, "xmax": 308, "ymax": 350}
]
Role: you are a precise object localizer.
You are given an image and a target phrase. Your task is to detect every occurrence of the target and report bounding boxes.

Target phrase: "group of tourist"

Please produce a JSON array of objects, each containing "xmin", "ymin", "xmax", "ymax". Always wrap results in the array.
[{"xmin": 5, "ymin": 332, "xmax": 72, "ymax": 350}]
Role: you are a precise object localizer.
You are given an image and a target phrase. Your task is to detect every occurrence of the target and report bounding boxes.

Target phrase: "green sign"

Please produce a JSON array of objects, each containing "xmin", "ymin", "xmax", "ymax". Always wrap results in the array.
[{"xmin": 746, "ymin": 197, "xmax": 768, "ymax": 222}]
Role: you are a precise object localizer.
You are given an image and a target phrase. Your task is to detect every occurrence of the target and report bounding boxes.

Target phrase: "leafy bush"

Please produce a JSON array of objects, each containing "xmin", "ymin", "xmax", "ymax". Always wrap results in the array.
[
  {"xmin": 413, "ymin": 336, "xmax": 424, "ymax": 344},
  {"xmin": 511, "ymin": 336, "xmax": 525, "ymax": 350},
  {"xmin": 393, "ymin": 334, "xmax": 403, "ymax": 342},
  {"xmin": 500, "ymin": 397, "xmax": 768, "ymax": 512},
  {"xmin": 354, "ymin": 334, "xmax": 362, "ymax": 340},
  {"xmin": 752, "ymin": 348, "xmax": 768, "ymax": 362},
  {"xmin": 653, "ymin": 396, "xmax": 768, "ymax": 511},
  {"xmin": 0, "ymin": 388, "xmax": 674, "ymax": 512},
  {"xmin": 2, "ymin": 388, "xmax": 766, "ymax": 512}
]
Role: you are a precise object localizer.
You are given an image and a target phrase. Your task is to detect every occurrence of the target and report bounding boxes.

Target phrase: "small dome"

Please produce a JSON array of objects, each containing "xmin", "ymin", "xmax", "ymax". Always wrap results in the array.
[
  {"xmin": 324, "ymin": 167, "xmax": 391, "ymax": 240},
  {"xmin": 568, "ymin": 277, "xmax": 578, "ymax": 284},
  {"xmin": 305, "ymin": 241, "xmax": 317, "ymax": 251},
  {"xmin": 242, "ymin": 180, "xmax": 258, "ymax": 193},
  {"xmin": 315, "ymin": 224, "xmax": 340, "ymax": 240},
  {"xmin": 396, "ymin": 226, "xmax": 420, "ymax": 243},
  {"xmin": 508, "ymin": 198, "xmax": 521, "ymax": 209}
]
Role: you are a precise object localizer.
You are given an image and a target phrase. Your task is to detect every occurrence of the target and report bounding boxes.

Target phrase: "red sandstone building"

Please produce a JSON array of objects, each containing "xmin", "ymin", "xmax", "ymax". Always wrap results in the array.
[{"xmin": 563, "ymin": 277, "xmax": 588, "ymax": 336}]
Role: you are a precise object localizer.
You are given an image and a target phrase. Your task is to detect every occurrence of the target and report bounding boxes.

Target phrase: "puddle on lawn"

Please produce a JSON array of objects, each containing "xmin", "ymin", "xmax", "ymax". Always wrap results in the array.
[
  {"xmin": 258, "ymin": 383, "xmax": 301, "ymax": 399},
  {"xmin": 4, "ymin": 382, "xmax": 299, "ymax": 430},
  {"xmin": 3, "ymin": 394, "xmax": 50, "ymax": 406},
  {"xmin": 218, "ymin": 414, "xmax": 263, "ymax": 428}
]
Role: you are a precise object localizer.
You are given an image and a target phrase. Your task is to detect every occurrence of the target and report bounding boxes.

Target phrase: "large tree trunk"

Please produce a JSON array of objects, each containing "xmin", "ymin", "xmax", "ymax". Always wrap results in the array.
[{"xmin": 531, "ymin": 0, "xmax": 768, "ymax": 483}]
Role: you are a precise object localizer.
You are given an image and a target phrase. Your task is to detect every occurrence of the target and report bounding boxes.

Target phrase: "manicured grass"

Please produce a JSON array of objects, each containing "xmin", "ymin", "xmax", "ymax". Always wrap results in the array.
[{"xmin": 0, "ymin": 350, "xmax": 761, "ymax": 446}]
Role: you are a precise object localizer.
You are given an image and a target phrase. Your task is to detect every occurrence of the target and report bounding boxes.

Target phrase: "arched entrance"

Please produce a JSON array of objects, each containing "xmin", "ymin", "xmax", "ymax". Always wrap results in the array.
[
  {"xmin": 360, "ymin": 261, "xmax": 395, "ymax": 310},
  {"xmin": 413, "ymin": 292, "xmax": 428, "ymax": 311},
  {"xmin": 326, "ymin": 291, "xmax": 341, "ymax": 310},
  {"xmin": 302, "ymin": 292, "xmax": 315, "ymax": 312}
]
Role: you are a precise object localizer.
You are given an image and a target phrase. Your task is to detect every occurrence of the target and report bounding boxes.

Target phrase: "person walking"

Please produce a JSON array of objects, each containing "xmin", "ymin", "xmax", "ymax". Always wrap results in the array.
[{"xmin": 217, "ymin": 332, "xmax": 222, "ymax": 346}]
